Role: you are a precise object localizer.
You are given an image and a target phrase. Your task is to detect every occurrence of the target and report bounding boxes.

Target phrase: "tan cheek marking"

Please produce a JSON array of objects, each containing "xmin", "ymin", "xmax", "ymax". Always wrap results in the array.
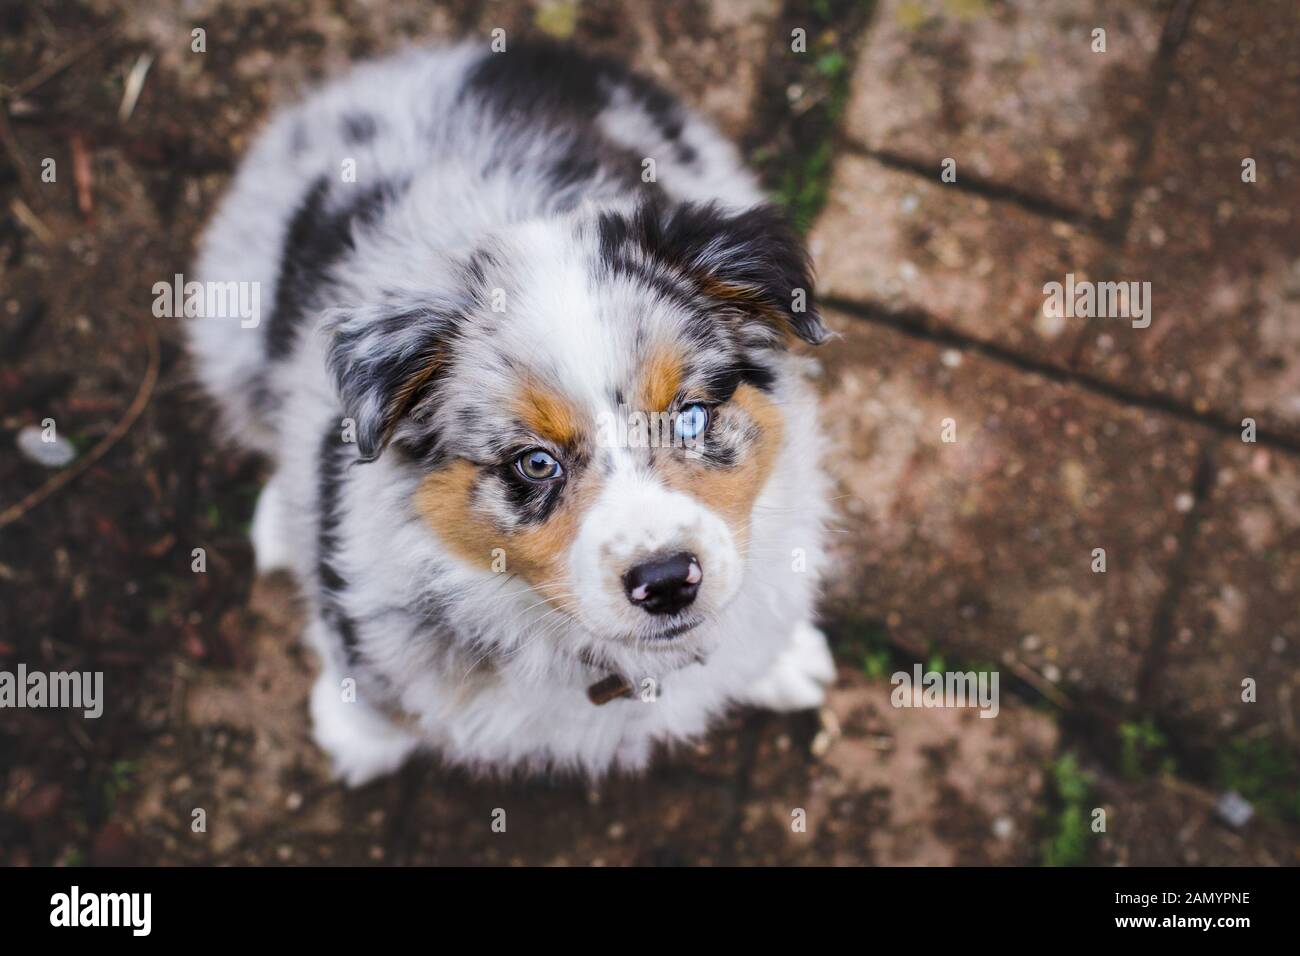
[
  {"xmin": 514, "ymin": 381, "xmax": 580, "ymax": 447},
  {"xmin": 413, "ymin": 461, "xmax": 601, "ymax": 599},
  {"xmin": 413, "ymin": 461, "xmax": 496, "ymax": 566},
  {"xmin": 640, "ymin": 345, "xmax": 683, "ymax": 413},
  {"xmin": 658, "ymin": 383, "xmax": 784, "ymax": 539}
]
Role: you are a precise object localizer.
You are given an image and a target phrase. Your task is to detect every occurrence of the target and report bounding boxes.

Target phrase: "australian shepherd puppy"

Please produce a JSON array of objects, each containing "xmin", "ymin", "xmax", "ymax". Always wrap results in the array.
[{"xmin": 188, "ymin": 42, "xmax": 835, "ymax": 784}]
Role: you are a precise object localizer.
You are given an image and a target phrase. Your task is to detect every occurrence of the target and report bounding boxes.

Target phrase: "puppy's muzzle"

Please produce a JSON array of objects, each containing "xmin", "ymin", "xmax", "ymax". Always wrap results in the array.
[{"xmin": 623, "ymin": 551, "xmax": 702, "ymax": 616}]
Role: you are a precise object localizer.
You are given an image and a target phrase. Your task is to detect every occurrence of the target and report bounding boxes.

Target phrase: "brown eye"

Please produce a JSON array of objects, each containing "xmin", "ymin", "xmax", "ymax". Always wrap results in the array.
[{"xmin": 516, "ymin": 449, "xmax": 563, "ymax": 481}]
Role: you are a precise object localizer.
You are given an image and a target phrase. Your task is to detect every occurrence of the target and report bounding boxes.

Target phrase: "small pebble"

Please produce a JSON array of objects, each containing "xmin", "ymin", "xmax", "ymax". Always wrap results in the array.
[
  {"xmin": 1214, "ymin": 791, "xmax": 1254, "ymax": 829},
  {"xmin": 16, "ymin": 425, "xmax": 76, "ymax": 468},
  {"xmin": 810, "ymin": 729, "xmax": 833, "ymax": 757}
]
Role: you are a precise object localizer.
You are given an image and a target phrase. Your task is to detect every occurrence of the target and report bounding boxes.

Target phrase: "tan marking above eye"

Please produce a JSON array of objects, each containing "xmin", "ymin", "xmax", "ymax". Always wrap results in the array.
[
  {"xmin": 513, "ymin": 380, "xmax": 582, "ymax": 448},
  {"xmin": 656, "ymin": 383, "xmax": 783, "ymax": 543},
  {"xmin": 640, "ymin": 344, "xmax": 684, "ymax": 413}
]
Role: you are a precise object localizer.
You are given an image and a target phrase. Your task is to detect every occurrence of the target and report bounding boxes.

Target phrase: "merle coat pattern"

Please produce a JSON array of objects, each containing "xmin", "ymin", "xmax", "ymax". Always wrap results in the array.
[{"xmin": 189, "ymin": 42, "xmax": 835, "ymax": 782}]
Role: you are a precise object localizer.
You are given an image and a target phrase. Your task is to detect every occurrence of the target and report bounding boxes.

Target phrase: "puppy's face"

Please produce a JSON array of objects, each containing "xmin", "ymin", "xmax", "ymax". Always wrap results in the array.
[{"xmin": 329, "ymin": 199, "xmax": 823, "ymax": 661}]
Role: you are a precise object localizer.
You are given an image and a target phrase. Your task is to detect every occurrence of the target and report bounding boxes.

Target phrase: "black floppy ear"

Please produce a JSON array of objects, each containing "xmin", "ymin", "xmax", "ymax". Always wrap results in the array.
[
  {"xmin": 325, "ymin": 303, "xmax": 457, "ymax": 462},
  {"xmin": 616, "ymin": 199, "xmax": 827, "ymax": 345}
]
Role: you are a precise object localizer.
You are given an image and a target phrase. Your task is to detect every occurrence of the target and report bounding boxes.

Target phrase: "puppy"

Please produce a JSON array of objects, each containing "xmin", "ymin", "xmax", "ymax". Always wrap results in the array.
[{"xmin": 188, "ymin": 42, "xmax": 835, "ymax": 783}]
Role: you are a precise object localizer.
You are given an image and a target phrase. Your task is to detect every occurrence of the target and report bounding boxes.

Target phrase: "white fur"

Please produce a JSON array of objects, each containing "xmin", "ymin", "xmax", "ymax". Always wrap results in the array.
[
  {"xmin": 741, "ymin": 621, "xmax": 837, "ymax": 712},
  {"xmin": 250, "ymin": 476, "xmax": 293, "ymax": 574},
  {"xmin": 311, "ymin": 659, "xmax": 423, "ymax": 786}
]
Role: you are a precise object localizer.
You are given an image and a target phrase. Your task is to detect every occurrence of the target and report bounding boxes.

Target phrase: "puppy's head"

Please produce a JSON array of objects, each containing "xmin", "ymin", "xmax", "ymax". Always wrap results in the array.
[{"xmin": 328, "ymin": 198, "xmax": 824, "ymax": 667}]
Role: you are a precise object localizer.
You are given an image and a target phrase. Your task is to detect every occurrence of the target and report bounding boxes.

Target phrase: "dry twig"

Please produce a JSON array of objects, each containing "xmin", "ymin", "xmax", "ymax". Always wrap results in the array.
[{"xmin": 0, "ymin": 316, "xmax": 160, "ymax": 530}]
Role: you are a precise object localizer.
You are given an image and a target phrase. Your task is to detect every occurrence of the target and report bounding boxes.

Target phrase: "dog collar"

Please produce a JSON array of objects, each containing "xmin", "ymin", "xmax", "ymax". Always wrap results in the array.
[
  {"xmin": 583, "ymin": 651, "xmax": 709, "ymax": 706},
  {"xmin": 586, "ymin": 673, "xmax": 634, "ymax": 706}
]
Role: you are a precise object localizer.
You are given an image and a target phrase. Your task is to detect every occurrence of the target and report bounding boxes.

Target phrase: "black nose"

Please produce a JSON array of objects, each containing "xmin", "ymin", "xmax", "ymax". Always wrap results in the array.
[{"xmin": 624, "ymin": 552, "xmax": 702, "ymax": 616}]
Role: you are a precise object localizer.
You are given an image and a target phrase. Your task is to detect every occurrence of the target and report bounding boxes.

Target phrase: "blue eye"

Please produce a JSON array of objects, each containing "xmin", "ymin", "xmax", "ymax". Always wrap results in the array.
[
  {"xmin": 516, "ymin": 449, "xmax": 563, "ymax": 481},
  {"xmin": 674, "ymin": 403, "xmax": 710, "ymax": 442}
]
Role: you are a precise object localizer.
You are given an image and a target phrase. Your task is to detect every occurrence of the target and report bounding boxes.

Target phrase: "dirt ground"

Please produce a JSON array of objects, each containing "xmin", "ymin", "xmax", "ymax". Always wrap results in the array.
[{"xmin": 1, "ymin": 0, "xmax": 1297, "ymax": 866}]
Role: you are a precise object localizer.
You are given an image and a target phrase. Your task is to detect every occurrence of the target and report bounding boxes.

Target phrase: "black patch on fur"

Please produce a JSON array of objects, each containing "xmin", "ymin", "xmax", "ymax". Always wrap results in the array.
[
  {"xmin": 597, "ymin": 53, "xmax": 697, "ymax": 165},
  {"xmin": 598, "ymin": 248, "xmax": 710, "ymax": 320},
  {"xmin": 461, "ymin": 246, "xmax": 507, "ymax": 305},
  {"xmin": 328, "ymin": 305, "xmax": 463, "ymax": 461},
  {"xmin": 248, "ymin": 375, "xmax": 279, "ymax": 415},
  {"xmin": 500, "ymin": 464, "xmax": 567, "ymax": 525},
  {"xmin": 318, "ymin": 428, "xmax": 362, "ymax": 666},
  {"xmin": 707, "ymin": 359, "xmax": 777, "ymax": 402},
  {"xmin": 595, "ymin": 206, "xmax": 636, "ymax": 263},
  {"xmin": 697, "ymin": 434, "xmax": 740, "ymax": 469},
  {"xmin": 393, "ymin": 427, "xmax": 445, "ymax": 468},
  {"xmin": 596, "ymin": 197, "xmax": 826, "ymax": 345},
  {"xmin": 462, "ymin": 251, "xmax": 490, "ymax": 291},
  {"xmin": 500, "ymin": 444, "xmax": 589, "ymax": 526},
  {"xmin": 548, "ymin": 152, "xmax": 601, "ymax": 191},
  {"xmin": 693, "ymin": 412, "xmax": 760, "ymax": 470},
  {"xmin": 341, "ymin": 112, "xmax": 377, "ymax": 144},
  {"xmin": 741, "ymin": 363, "xmax": 778, "ymax": 392},
  {"xmin": 467, "ymin": 42, "xmax": 611, "ymax": 118},
  {"xmin": 465, "ymin": 42, "xmax": 695, "ymax": 194},
  {"xmin": 265, "ymin": 174, "xmax": 407, "ymax": 361}
]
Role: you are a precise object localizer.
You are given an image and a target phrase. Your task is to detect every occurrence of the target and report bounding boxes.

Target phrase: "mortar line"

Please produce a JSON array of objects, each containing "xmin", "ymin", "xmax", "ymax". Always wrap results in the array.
[
  {"xmin": 823, "ymin": 295, "xmax": 1300, "ymax": 455},
  {"xmin": 1135, "ymin": 448, "xmax": 1216, "ymax": 708},
  {"xmin": 715, "ymin": 710, "xmax": 770, "ymax": 867},
  {"xmin": 1104, "ymin": 0, "xmax": 1200, "ymax": 247},
  {"xmin": 819, "ymin": 0, "xmax": 1232, "ymax": 834},
  {"xmin": 835, "ymin": 0, "xmax": 1200, "ymax": 246},
  {"xmin": 1062, "ymin": 0, "xmax": 1199, "ymax": 377},
  {"xmin": 837, "ymin": 139, "xmax": 1108, "ymax": 234},
  {"xmin": 383, "ymin": 758, "xmax": 430, "ymax": 865}
]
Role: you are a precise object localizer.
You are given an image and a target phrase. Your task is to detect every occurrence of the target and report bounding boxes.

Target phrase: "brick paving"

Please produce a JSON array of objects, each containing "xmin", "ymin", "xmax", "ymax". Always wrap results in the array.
[
  {"xmin": 2, "ymin": 0, "xmax": 1297, "ymax": 865},
  {"xmin": 842, "ymin": 0, "xmax": 1166, "ymax": 216},
  {"xmin": 808, "ymin": 0, "xmax": 1300, "ymax": 865}
]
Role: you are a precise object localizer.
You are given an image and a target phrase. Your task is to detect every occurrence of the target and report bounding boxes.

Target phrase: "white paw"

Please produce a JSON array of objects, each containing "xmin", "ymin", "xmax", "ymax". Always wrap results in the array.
[
  {"xmin": 251, "ymin": 475, "xmax": 294, "ymax": 574},
  {"xmin": 744, "ymin": 621, "xmax": 837, "ymax": 712},
  {"xmin": 310, "ymin": 672, "xmax": 421, "ymax": 787}
]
